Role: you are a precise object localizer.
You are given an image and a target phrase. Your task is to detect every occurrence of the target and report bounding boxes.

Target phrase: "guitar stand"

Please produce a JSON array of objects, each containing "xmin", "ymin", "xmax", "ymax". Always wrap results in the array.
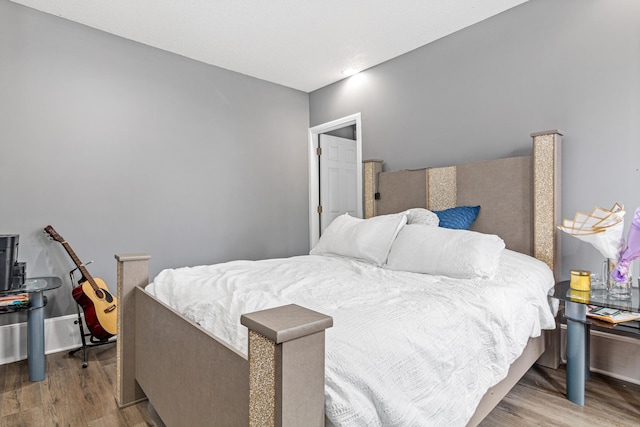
[{"xmin": 67, "ymin": 268, "xmax": 116, "ymax": 368}]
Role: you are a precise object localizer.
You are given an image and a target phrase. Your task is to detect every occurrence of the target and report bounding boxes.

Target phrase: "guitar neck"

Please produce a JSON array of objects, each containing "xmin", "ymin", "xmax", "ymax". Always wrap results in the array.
[{"xmin": 60, "ymin": 241, "xmax": 98, "ymax": 290}]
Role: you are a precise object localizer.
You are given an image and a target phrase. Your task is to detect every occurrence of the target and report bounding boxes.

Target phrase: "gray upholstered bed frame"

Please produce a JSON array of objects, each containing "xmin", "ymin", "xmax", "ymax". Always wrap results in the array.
[{"xmin": 115, "ymin": 130, "xmax": 563, "ymax": 426}]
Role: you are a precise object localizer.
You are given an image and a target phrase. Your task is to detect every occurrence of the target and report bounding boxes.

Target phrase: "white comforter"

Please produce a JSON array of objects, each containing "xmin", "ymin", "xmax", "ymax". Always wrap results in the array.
[{"xmin": 147, "ymin": 249, "xmax": 555, "ymax": 426}]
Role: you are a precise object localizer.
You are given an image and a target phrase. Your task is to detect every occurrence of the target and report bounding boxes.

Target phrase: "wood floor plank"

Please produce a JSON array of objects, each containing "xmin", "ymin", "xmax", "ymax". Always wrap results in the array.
[
  {"xmin": 46, "ymin": 348, "xmax": 74, "ymax": 373},
  {"xmin": 118, "ymin": 402, "xmax": 165, "ymax": 427},
  {"xmin": 15, "ymin": 380, "xmax": 42, "ymax": 413},
  {"xmin": 0, "ymin": 406, "xmax": 46, "ymax": 427},
  {"xmin": 75, "ymin": 364, "xmax": 114, "ymax": 422},
  {"xmin": 87, "ymin": 412, "xmax": 127, "ymax": 427},
  {"xmin": 101, "ymin": 362, "xmax": 117, "ymax": 394},
  {"xmin": 0, "ymin": 390, "xmax": 19, "ymax": 418},
  {"xmin": 0, "ymin": 360, "xmax": 24, "ymax": 417},
  {"xmin": 42, "ymin": 357, "xmax": 89, "ymax": 426},
  {"xmin": 480, "ymin": 365, "xmax": 640, "ymax": 427}
]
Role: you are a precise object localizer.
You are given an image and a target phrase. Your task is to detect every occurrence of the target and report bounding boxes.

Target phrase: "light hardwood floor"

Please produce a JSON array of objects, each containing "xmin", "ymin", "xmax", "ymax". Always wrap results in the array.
[
  {"xmin": 480, "ymin": 366, "xmax": 640, "ymax": 426},
  {"xmin": 1, "ymin": 345, "xmax": 639, "ymax": 426},
  {"xmin": 0, "ymin": 344, "xmax": 163, "ymax": 427}
]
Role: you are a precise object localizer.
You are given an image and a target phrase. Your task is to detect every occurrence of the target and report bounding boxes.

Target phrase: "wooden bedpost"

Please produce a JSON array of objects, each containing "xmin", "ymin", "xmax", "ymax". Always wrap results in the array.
[
  {"xmin": 531, "ymin": 129, "xmax": 563, "ymax": 369},
  {"xmin": 363, "ymin": 159, "xmax": 383, "ymax": 218},
  {"xmin": 115, "ymin": 253, "xmax": 151, "ymax": 407},
  {"xmin": 241, "ymin": 304, "xmax": 333, "ymax": 427},
  {"xmin": 531, "ymin": 129, "xmax": 562, "ymax": 279}
]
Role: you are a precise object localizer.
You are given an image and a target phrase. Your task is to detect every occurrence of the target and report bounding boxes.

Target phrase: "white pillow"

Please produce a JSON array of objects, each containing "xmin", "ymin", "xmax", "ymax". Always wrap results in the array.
[
  {"xmin": 400, "ymin": 208, "xmax": 439, "ymax": 226},
  {"xmin": 310, "ymin": 213, "xmax": 407, "ymax": 266},
  {"xmin": 386, "ymin": 224, "xmax": 505, "ymax": 279}
]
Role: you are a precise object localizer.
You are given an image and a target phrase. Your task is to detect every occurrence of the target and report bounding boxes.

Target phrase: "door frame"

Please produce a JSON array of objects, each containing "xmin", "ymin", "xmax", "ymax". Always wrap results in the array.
[{"xmin": 308, "ymin": 113, "xmax": 362, "ymax": 249}]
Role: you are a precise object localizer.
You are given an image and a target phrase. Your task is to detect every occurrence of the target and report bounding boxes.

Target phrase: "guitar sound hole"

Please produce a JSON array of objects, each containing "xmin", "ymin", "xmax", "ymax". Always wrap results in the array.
[{"xmin": 95, "ymin": 289, "xmax": 104, "ymax": 299}]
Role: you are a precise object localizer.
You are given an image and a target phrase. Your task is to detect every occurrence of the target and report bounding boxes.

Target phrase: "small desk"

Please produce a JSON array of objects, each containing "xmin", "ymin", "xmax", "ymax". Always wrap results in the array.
[
  {"xmin": 552, "ymin": 281, "xmax": 640, "ymax": 406},
  {"xmin": 0, "ymin": 277, "xmax": 62, "ymax": 381}
]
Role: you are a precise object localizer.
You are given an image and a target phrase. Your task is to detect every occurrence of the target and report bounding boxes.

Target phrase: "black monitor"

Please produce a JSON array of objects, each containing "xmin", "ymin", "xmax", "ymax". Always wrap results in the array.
[{"xmin": 0, "ymin": 234, "xmax": 19, "ymax": 291}]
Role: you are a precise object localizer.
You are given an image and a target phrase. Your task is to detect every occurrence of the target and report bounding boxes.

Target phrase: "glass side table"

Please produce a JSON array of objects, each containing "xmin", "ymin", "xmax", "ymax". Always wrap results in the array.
[
  {"xmin": 551, "ymin": 280, "xmax": 640, "ymax": 406},
  {"xmin": 0, "ymin": 277, "xmax": 62, "ymax": 381}
]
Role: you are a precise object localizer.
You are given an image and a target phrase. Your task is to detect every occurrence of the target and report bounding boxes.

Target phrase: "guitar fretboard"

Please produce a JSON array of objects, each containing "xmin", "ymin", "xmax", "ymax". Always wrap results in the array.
[{"xmin": 60, "ymin": 240, "xmax": 99, "ymax": 292}]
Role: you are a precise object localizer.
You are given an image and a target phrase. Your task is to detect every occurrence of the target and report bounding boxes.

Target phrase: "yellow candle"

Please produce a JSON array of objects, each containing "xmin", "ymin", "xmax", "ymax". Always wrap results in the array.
[
  {"xmin": 570, "ymin": 269, "xmax": 591, "ymax": 291},
  {"xmin": 569, "ymin": 289, "xmax": 590, "ymax": 303}
]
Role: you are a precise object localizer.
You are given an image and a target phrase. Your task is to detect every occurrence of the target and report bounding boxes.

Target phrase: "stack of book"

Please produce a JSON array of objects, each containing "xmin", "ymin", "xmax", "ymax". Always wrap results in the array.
[
  {"xmin": 0, "ymin": 293, "xmax": 30, "ymax": 311},
  {"xmin": 587, "ymin": 306, "xmax": 640, "ymax": 324}
]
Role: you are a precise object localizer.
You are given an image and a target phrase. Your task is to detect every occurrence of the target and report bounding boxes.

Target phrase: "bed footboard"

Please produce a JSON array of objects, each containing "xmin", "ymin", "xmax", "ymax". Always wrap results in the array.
[
  {"xmin": 241, "ymin": 304, "xmax": 333, "ymax": 426},
  {"xmin": 115, "ymin": 253, "xmax": 150, "ymax": 407},
  {"xmin": 115, "ymin": 254, "xmax": 333, "ymax": 427}
]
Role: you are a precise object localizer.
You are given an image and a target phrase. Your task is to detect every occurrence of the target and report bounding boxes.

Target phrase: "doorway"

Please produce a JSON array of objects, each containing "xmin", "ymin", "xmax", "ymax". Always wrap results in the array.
[{"xmin": 308, "ymin": 113, "xmax": 362, "ymax": 249}]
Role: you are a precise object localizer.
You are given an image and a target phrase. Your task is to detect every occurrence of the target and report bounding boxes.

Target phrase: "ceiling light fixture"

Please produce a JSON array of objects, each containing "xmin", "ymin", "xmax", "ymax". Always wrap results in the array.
[{"xmin": 341, "ymin": 68, "xmax": 360, "ymax": 77}]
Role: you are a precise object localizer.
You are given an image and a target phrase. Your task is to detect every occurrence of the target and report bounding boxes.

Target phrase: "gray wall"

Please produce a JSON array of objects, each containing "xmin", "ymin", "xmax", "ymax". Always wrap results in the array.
[
  {"xmin": 310, "ymin": 0, "xmax": 640, "ymax": 279},
  {"xmin": 0, "ymin": 1, "xmax": 310, "ymax": 323}
]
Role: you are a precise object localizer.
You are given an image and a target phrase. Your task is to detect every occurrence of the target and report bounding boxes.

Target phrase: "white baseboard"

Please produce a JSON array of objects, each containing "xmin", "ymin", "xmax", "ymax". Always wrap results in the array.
[{"xmin": 0, "ymin": 314, "xmax": 84, "ymax": 365}]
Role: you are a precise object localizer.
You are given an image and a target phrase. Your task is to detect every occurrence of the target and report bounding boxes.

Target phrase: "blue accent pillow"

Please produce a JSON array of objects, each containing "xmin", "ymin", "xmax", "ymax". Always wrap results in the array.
[{"xmin": 433, "ymin": 206, "xmax": 480, "ymax": 230}]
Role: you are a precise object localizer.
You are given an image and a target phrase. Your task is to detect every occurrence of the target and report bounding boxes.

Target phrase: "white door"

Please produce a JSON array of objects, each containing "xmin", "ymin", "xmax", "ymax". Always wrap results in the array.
[{"xmin": 319, "ymin": 134, "xmax": 359, "ymax": 233}]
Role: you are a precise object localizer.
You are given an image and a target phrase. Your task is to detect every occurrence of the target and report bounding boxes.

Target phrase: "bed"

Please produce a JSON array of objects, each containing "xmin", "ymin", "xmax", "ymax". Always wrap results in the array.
[{"xmin": 114, "ymin": 129, "xmax": 563, "ymax": 426}]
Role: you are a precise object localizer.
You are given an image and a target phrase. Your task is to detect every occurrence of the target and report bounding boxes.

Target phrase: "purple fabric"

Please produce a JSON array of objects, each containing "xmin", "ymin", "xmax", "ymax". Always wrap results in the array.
[{"xmin": 612, "ymin": 207, "xmax": 640, "ymax": 282}]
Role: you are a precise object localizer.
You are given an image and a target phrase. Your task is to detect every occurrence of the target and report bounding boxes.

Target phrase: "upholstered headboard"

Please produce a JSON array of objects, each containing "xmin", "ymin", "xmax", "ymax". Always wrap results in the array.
[{"xmin": 363, "ymin": 130, "xmax": 562, "ymax": 278}]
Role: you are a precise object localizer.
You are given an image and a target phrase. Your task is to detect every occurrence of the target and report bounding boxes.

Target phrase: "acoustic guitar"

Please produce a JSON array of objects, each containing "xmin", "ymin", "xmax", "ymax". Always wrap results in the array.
[{"xmin": 44, "ymin": 225, "xmax": 117, "ymax": 340}]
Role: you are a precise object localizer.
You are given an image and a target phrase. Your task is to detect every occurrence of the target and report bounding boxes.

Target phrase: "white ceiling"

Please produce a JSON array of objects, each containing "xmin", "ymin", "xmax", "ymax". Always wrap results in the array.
[{"xmin": 10, "ymin": 0, "xmax": 528, "ymax": 92}]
